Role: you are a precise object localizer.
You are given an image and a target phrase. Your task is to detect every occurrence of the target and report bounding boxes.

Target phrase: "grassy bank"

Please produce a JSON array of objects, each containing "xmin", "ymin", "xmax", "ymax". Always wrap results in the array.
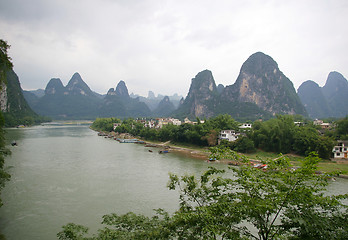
[
  {"xmin": 108, "ymin": 131, "xmax": 348, "ymax": 176},
  {"xmin": 164, "ymin": 143, "xmax": 348, "ymax": 176}
]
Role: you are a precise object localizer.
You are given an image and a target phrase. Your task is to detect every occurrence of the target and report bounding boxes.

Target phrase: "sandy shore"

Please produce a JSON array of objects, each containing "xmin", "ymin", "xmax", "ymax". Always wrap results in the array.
[{"xmin": 143, "ymin": 140, "xmax": 211, "ymax": 161}]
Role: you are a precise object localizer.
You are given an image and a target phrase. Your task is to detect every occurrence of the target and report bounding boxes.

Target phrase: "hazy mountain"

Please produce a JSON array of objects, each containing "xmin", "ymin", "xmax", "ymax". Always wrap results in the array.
[
  {"xmin": 217, "ymin": 84, "xmax": 224, "ymax": 94},
  {"xmin": 22, "ymin": 52, "xmax": 348, "ymax": 121},
  {"xmin": 29, "ymin": 73, "xmax": 102, "ymax": 119},
  {"xmin": 322, "ymin": 71, "xmax": 348, "ymax": 118},
  {"xmin": 65, "ymin": 72, "xmax": 95, "ymax": 96},
  {"xmin": 152, "ymin": 96, "xmax": 176, "ymax": 117},
  {"xmin": 297, "ymin": 80, "xmax": 331, "ymax": 119},
  {"xmin": 45, "ymin": 78, "xmax": 65, "ymax": 95},
  {"xmin": 130, "ymin": 91, "xmax": 183, "ymax": 111},
  {"xmin": 297, "ymin": 72, "xmax": 348, "ymax": 119},
  {"xmin": 99, "ymin": 80, "xmax": 151, "ymax": 118},
  {"xmin": 29, "ymin": 89, "xmax": 45, "ymax": 97}
]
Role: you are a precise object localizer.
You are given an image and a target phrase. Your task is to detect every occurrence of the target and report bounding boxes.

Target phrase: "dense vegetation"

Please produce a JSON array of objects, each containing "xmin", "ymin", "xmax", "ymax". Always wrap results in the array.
[
  {"xmin": 58, "ymin": 150, "xmax": 348, "ymax": 239},
  {"xmin": 0, "ymin": 40, "xmax": 12, "ymax": 206},
  {"xmin": 91, "ymin": 114, "xmax": 348, "ymax": 159}
]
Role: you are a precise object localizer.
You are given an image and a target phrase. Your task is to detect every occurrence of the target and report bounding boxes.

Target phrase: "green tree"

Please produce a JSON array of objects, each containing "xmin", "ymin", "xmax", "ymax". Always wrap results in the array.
[
  {"xmin": 58, "ymin": 149, "xmax": 347, "ymax": 240},
  {"xmin": 167, "ymin": 150, "xmax": 347, "ymax": 240},
  {"xmin": 207, "ymin": 114, "xmax": 239, "ymax": 130},
  {"xmin": 0, "ymin": 39, "xmax": 13, "ymax": 83},
  {"xmin": 335, "ymin": 116, "xmax": 348, "ymax": 140},
  {"xmin": 233, "ymin": 135, "xmax": 256, "ymax": 153},
  {"xmin": 90, "ymin": 118, "xmax": 120, "ymax": 132}
]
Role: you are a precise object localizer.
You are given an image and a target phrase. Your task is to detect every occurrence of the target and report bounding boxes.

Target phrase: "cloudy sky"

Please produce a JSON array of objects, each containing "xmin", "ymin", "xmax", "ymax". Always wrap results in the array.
[{"xmin": 0, "ymin": 0, "xmax": 347, "ymax": 97}]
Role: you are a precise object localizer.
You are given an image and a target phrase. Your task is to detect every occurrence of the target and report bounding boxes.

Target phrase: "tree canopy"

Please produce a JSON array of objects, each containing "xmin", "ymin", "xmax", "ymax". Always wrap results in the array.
[{"xmin": 58, "ymin": 149, "xmax": 348, "ymax": 240}]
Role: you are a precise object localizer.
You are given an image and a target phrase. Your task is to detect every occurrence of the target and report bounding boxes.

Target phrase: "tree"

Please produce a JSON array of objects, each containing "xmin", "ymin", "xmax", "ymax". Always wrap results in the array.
[
  {"xmin": 90, "ymin": 118, "xmax": 120, "ymax": 132},
  {"xmin": 252, "ymin": 115, "xmax": 296, "ymax": 153},
  {"xmin": 58, "ymin": 149, "xmax": 347, "ymax": 240},
  {"xmin": 202, "ymin": 129, "xmax": 218, "ymax": 146},
  {"xmin": 233, "ymin": 135, "xmax": 256, "ymax": 153},
  {"xmin": 0, "ymin": 39, "xmax": 13, "ymax": 85},
  {"xmin": 0, "ymin": 39, "xmax": 12, "ymax": 208},
  {"xmin": 167, "ymin": 149, "xmax": 347, "ymax": 240},
  {"xmin": 207, "ymin": 114, "xmax": 239, "ymax": 130},
  {"xmin": 335, "ymin": 116, "xmax": 348, "ymax": 140}
]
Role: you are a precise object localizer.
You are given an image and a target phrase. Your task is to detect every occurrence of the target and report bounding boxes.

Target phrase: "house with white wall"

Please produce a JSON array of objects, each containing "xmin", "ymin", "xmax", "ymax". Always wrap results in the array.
[
  {"xmin": 239, "ymin": 123, "xmax": 252, "ymax": 129},
  {"xmin": 333, "ymin": 141, "xmax": 348, "ymax": 159},
  {"xmin": 219, "ymin": 130, "xmax": 240, "ymax": 143}
]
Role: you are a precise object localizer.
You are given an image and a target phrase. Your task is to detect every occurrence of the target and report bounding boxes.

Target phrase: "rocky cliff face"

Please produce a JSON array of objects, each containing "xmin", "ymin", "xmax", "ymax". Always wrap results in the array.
[
  {"xmin": 45, "ymin": 78, "xmax": 65, "ymax": 95},
  {"xmin": 178, "ymin": 70, "xmax": 218, "ymax": 118},
  {"xmin": 222, "ymin": 52, "xmax": 306, "ymax": 116},
  {"xmin": 174, "ymin": 52, "xmax": 307, "ymax": 120},
  {"xmin": 0, "ymin": 83, "xmax": 7, "ymax": 112},
  {"xmin": 107, "ymin": 80, "xmax": 130, "ymax": 98},
  {"xmin": 45, "ymin": 73, "xmax": 94, "ymax": 97},
  {"xmin": 1, "ymin": 69, "xmax": 37, "ymax": 119},
  {"xmin": 65, "ymin": 72, "xmax": 94, "ymax": 96},
  {"xmin": 115, "ymin": 80, "xmax": 129, "ymax": 98}
]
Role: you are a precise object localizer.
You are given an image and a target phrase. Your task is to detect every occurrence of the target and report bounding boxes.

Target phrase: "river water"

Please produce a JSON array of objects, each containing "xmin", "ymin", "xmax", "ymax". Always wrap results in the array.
[
  {"xmin": 0, "ymin": 124, "xmax": 347, "ymax": 239},
  {"xmin": 0, "ymin": 124, "xmax": 216, "ymax": 239}
]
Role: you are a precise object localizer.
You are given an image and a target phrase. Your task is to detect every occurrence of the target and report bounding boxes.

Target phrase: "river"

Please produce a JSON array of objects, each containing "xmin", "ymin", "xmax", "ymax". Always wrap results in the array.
[
  {"xmin": 0, "ymin": 124, "xmax": 347, "ymax": 239},
  {"xmin": 0, "ymin": 124, "xmax": 217, "ymax": 239}
]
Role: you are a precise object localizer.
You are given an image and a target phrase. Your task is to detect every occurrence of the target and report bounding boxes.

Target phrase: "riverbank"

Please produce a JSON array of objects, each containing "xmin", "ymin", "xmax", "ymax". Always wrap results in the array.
[{"xmin": 96, "ymin": 130, "xmax": 348, "ymax": 177}]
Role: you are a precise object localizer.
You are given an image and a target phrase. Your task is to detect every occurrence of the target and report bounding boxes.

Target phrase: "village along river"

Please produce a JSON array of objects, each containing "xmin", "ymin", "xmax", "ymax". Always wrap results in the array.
[{"xmin": 0, "ymin": 123, "xmax": 347, "ymax": 239}]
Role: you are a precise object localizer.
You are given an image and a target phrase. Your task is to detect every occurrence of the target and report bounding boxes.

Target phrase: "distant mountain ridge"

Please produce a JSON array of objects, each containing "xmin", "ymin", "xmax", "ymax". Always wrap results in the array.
[
  {"xmin": 22, "ymin": 52, "xmax": 347, "ymax": 121},
  {"xmin": 98, "ymin": 81, "xmax": 151, "ymax": 118},
  {"xmin": 298, "ymin": 71, "xmax": 348, "ymax": 119},
  {"xmin": 25, "ymin": 74, "xmax": 166, "ymax": 119}
]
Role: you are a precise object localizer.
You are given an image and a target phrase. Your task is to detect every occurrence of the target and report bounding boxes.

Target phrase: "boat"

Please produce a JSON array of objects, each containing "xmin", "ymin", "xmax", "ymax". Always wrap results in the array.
[
  {"xmin": 159, "ymin": 150, "xmax": 169, "ymax": 154},
  {"xmin": 11, "ymin": 141, "xmax": 17, "ymax": 146},
  {"xmin": 118, "ymin": 139, "xmax": 140, "ymax": 143}
]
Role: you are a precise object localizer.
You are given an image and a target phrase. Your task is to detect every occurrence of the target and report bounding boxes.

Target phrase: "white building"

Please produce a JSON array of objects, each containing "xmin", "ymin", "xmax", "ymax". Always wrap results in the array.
[
  {"xmin": 333, "ymin": 141, "xmax": 348, "ymax": 159},
  {"xmin": 113, "ymin": 123, "xmax": 121, "ymax": 130},
  {"xmin": 168, "ymin": 118, "xmax": 182, "ymax": 126},
  {"xmin": 219, "ymin": 130, "xmax": 240, "ymax": 142},
  {"xmin": 239, "ymin": 123, "xmax": 252, "ymax": 129},
  {"xmin": 156, "ymin": 118, "xmax": 182, "ymax": 128}
]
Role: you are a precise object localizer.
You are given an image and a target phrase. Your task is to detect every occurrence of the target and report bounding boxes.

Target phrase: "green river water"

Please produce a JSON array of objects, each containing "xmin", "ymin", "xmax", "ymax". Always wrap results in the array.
[{"xmin": 0, "ymin": 124, "xmax": 346, "ymax": 239}]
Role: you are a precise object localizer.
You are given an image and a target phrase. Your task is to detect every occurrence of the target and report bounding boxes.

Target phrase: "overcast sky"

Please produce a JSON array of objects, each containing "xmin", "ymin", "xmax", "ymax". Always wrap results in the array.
[{"xmin": 0, "ymin": 0, "xmax": 347, "ymax": 97}]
